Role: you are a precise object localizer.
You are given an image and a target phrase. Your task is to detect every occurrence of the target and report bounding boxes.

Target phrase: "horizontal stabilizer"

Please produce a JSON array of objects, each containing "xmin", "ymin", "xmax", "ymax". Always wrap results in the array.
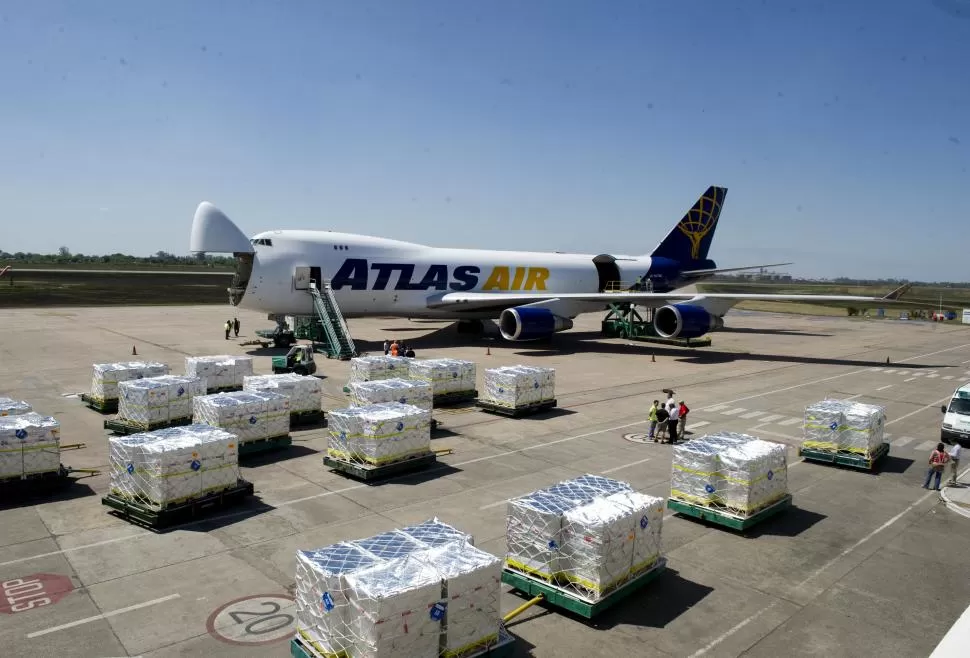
[{"xmin": 681, "ymin": 262, "xmax": 794, "ymax": 277}]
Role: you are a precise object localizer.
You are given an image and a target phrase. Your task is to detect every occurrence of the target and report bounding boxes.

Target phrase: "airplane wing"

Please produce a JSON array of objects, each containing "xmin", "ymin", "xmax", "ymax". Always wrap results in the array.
[
  {"xmin": 427, "ymin": 290, "xmax": 907, "ymax": 313},
  {"xmin": 679, "ymin": 262, "xmax": 793, "ymax": 277}
]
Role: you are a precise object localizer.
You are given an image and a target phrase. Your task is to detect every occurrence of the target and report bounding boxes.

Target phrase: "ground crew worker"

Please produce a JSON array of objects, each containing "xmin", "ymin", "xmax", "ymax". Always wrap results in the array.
[
  {"xmin": 678, "ymin": 400, "xmax": 690, "ymax": 439},
  {"xmin": 947, "ymin": 442, "xmax": 962, "ymax": 486},
  {"xmin": 648, "ymin": 400, "xmax": 659, "ymax": 440},
  {"xmin": 923, "ymin": 443, "xmax": 949, "ymax": 491},
  {"xmin": 233, "ymin": 318, "xmax": 240, "ymax": 337},
  {"xmin": 655, "ymin": 403, "xmax": 669, "ymax": 442},
  {"xmin": 390, "ymin": 340, "xmax": 399, "ymax": 357},
  {"xmin": 634, "ymin": 275, "xmax": 643, "ymax": 291},
  {"xmin": 666, "ymin": 401, "xmax": 680, "ymax": 444},
  {"xmin": 383, "ymin": 339, "xmax": 390, "ymax": 355},
  {"xmin": 224, "ymin": 320, "xmax": 231, "ymax": 340}
]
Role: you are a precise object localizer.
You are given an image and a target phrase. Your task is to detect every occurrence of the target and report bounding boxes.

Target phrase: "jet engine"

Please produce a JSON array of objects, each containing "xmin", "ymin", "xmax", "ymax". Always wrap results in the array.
[
  {"xmin": 654, "ymin": 304, "xmax": 723, "ymax": 339},
  {"xmin": 499, "ymin": 307, "xmax": 574, "ymax": 341}
]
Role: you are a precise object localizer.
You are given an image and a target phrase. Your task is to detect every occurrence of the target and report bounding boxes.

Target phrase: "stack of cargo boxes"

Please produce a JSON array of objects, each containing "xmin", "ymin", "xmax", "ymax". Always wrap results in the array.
[
  {"xmin": 108, "ymin": 424, "xmax": 240, "ymax": 509},
  {"xmin": 481, "ymin": 366, "xmax": 555, "ymax": 409},
  {"xmin": 505, "ymin": 475, "xmax": 665, "ymax": 602},
  {"xmin": 670, "ymin": 432, "xmax": 789, "ymax": 515},
  {"xmin": 117, "ymin": 375, "xmax": 207, "ymax": 430},
  {"xmin": 407, "ymin": 358, "xmax": 477, "ymax": 400},
  {"xmin": 90, "ymin": 361, "xmax": 170, "ymax": 408},
  {"xmin": 347, "ymin": 355, "xmax": 411, "ymax": 386},
  {"xmin": 244, "ymin": 373, "xmax": 322, "ymax": 417},
  {"xmin": 294, "ymin": 519, "xmax": 504, "ymax": 658},
  {"xmin": 348, "ymin": 379, "xmax": 433, "ymax": 411},
  {"xmin": 0, "ymin": 408, "xmax": 61, "ymax": 481},
  {"xmin": 185, "ymin": 355, "xmax": 253, "ymax": 393},
  {"xmin": 327, "ymin": 402, "xmax": 432, "ymax": 467},
  {"xmin": 192, "ymin": 391, "xmax": 290, "ymax": 447},
  {"xmin": 803, "ymin": 399, "xmax": 886, "ymax": 458}
]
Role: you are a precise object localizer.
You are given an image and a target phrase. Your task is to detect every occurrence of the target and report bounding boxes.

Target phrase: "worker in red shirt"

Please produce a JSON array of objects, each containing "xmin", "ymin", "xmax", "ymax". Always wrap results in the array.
[{"xmin": 678, "ymin": 401, "xmax": 689, "ymax": 440}]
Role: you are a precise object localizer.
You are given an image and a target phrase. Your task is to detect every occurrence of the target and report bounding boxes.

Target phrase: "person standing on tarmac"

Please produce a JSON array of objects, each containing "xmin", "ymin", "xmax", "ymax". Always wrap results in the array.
[
  {"xmin": 923, "ymin": 443, "xmax": 949, "ymax": 490},
  {"xmin": 666, "ymin": 401, "xmax": 680, "ymax": 444},
  {"xmin": 224, "ymin": 320, "xmax": 231, "ymax": 340},
  {"xmin": 655, "ymin": 403, "xmax": 669, "ymax": 442},
  {"xmin": 947, "ymin": 442, "xmax": 962, "ymax": 486},
  {"xmin": 678, "ymin": 400, "xmax": 690, "ymax": 440},
  {"xmin": 648, "ymin": 400, "xmax": 659, "ymax": 440},
  {"xmin": 383, "ymin": 339, "xmax": 390, "ymax": 355},
  {"xmin": 233, "ymin": 318, "xmax": 240, "ymax": 337}
]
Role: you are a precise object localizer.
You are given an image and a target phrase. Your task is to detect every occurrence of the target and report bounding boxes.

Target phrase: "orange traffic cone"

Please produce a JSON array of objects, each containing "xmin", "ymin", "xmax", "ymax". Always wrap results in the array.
[
  {"xmin": 486, "ymin": 345, "xmax": 491, "ymax": 356},
  {"xmin": 651, "ymin": 353, "xmax": 656, "ymax": 362},
  {"xmin": 132, "ymin": 345, "xmax": 137, "ymax": 356}
]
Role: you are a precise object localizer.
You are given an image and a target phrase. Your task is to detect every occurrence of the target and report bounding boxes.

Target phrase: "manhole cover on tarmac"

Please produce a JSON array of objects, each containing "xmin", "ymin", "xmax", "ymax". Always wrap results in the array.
[
  {"xmin": 623, "ymin": 432, "xmax": 653, "ymax": 444},
  {"xmin": 206, "ymin": 594, "xmax": 296, "ymax": 646}
]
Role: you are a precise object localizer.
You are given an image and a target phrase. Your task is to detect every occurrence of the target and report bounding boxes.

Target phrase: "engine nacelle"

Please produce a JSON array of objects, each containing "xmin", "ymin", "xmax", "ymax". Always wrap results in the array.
[
  {"xmin": 654, "ymin": 304, "xmax": 723, "ymax": 339},
  {"xmin": 499, "ymin": 307, "xmax": 574, "ymax": 341}
]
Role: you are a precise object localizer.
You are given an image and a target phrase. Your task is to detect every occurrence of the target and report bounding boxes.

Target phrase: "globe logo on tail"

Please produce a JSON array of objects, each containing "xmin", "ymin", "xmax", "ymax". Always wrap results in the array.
[{"xmin": 677, "ymin": 188, "xmax": 724, "ymax": 260}]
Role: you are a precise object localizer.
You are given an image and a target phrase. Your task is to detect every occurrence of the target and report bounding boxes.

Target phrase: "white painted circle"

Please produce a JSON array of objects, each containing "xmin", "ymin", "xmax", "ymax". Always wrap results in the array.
[
  {"xmin": 207, "ymin": 594, "xmax": 296, "ymax": 646},
  {"xmin": 623, "ymin": 432, "xmax": 654, "ymax": 444}
]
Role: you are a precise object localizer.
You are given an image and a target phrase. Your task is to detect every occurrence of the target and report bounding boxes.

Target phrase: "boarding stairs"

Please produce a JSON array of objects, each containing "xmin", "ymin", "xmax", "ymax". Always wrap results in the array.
[{"xmin": 308, "ymin": 280, "xmax": 357, "ymax": 360}]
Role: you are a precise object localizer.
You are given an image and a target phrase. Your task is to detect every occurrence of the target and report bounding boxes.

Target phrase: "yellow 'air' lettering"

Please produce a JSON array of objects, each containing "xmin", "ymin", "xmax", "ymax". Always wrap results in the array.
[
  {"xmin": 483, "ymin": 266, "xmax": 510, "ymax": 290},
  {"xmin": 511, "ymin": 267, "xmax": 526, "ymax": 291},
  {"xmin": 524, "ymin": 267, "xmax": 549, "ymax": 291}
]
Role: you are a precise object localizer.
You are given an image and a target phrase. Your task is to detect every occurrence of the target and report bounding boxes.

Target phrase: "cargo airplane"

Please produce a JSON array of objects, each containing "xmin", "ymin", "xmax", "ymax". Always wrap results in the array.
[{"xmin": 189, "ymin": 186, "xmax": 906, "ymax": 342}]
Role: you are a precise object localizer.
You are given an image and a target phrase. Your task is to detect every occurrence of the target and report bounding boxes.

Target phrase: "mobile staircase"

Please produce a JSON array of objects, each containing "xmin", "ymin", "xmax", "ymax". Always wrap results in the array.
[{"xmin": 308, "ymin": 280, "xmax": 357, "ymax": 360}]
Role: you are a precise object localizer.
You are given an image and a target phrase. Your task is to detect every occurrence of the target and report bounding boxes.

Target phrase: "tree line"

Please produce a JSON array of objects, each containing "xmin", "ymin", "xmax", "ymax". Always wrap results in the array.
[{"xmin": 0, "ymin": 248, "xmax": 235, "ymax": 269}]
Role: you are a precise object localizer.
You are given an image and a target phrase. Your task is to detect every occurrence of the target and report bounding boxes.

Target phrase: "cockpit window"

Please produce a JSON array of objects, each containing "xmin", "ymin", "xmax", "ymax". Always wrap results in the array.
[{"xmin": 251, "ymin": 238, "xmax": 273, "ymax": 247}]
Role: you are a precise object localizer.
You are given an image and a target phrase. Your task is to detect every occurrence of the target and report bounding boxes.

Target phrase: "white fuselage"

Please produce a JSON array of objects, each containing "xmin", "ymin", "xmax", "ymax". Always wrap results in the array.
[{"xmin": 237, "ymin": 230, "xmax": 652, "ymax": 320}]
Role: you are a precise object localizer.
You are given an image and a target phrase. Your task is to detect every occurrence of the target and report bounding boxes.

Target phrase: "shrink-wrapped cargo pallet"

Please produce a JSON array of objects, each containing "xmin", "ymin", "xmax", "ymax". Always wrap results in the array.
[
  {"xmin": 294, "ymin": 520, "xmax": 501, "ymax": 658},
  {"xmin": 244, "ymin": 373, "xmax": 321, "ymax": 414},
  {"xmin": 0, "ymin": 413, "xmax": 60, "ymax": 479},
  {"xmin": 0, "ymin": 397, "xmax": 32, "ymax": 417},
  {"xmin": 802, "ymin": 399, "xmax": 886, "ymax": 457},
  {"xmin": 108, "ymin": 424, "xmax": 239, "ymax": 509},
  {"xmin": 505, "ymin": 475, "xmax": 663, "ymax": 602},
  {"xmin": 327, "ymin": 402, "xmax": 431, "ymax": 466},
  {"xmin": 348, "ymin": 356, "xmax": 410, "ymax": 385},
  {"xmin": 349, "ymin": 378, "xmax": 433, "ymax": 411},
  {"xmin": 192, "ymin": 391, "xmax": 290, "ymax": 444},
  {"xmin": 481, "ymin": 366, "xmax": 555, "ymax": 408},
  {"xmin": 670, "ymin": 433, "xmax": 789, "ymax": 515},
  {"xmin": 407, "ymin": 358, "xmax": 477, "ymax": 396},
  {"xmin": 185, "ymin": 355, "xmax": 253, "ymax": 391},
  {"xmin": 90, "ymin": 361, "xmax": 170, "ymax": 403},
  {"xmin": 118, "ymin": 375, "xmax": 206, "ymax": 429}
]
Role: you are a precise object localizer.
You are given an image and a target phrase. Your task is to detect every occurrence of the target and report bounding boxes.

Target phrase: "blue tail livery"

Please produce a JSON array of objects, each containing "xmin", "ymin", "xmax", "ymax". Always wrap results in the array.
[{"xmin": 649, "ymin": 186, "xmax": 727, "ymax": 265}]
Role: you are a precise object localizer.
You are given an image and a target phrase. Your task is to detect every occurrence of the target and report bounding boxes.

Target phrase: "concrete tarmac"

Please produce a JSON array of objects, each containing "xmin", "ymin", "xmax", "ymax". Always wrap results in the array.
[{"xmin": 1, "ymin": 304, "xmax": 969, "ymax": 657}]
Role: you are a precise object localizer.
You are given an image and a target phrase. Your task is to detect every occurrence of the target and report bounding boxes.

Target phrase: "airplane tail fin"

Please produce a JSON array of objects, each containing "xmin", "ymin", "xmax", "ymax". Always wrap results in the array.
[{"xmin": 648, "ymin": 186, "xmax": 727, "ymax": 263}]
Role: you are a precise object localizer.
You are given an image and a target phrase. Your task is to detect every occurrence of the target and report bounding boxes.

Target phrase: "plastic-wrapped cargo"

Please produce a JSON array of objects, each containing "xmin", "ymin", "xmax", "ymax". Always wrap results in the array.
[
  {"xmin": 349, "ymin": 378, "xmax": 433, "ymax": 411},
  {"xmin": 118, "ymin": 375, "xmax": 206, "ymax": 428},
  {"xmin": 407, "ymin": 358, "xmax": 477, "ymax": 397},
  {"xmin": 840, "ymin": 401, "xmax": 886, "ymax": 456},
  {"xmin": 192, "ymin": 391, "xmax": 290, "ymax": 444},
  {"xmin": 0, "ymin": 398, "xmax": 32, "ymax": 417},
  {"xmin": 348, "ymin": 355, "xmax": 410, "ymax": 384},
  {"xmin": 0, "ymin": 413, "xmax": 60, "ymax": 479},
  {"xmin": 185, "ymin": 355, "xmax": 253, "ymax": 391},
  {"xmin": 607, "ymin": 491, "xmax": 666, "ymax": 576},
  {"xmin": 327, "ymin": 402, "xmax": 431, "ymax": 466},
  {"xmin": 429, "ymin": 541, "xmax": 502, "ymax": 658},
  {"xmin": 559, "ymin": 496, "xmax": 636, "ymax": 598},
  {"xmin": 244, "ymin": 373, "xmax": 321, "ymax": 414},
  {"xmin": 505, "ymin": 491, "xmax": 576, "ymax": 581},
  {"xmin": 107, "ymin": 424, "xmax": 239, "ymax": 510},
  {"xmin": 670, "ymin": 439, "xmax": 725, "ymax": 506},
  {"xmin": 295, "ymin": 543, "xmax": 381, "ymax": 657},
  {"xmin": 351, "ymin": 530, "xmax": 428, "ymax": 562},
  {"xmin": 803, "ymin": 399, "xmax": 846, "ymax": 452},
  {"xmin": 399, "ymin": 517, "xmax": 475, "ymax": 548},
  {"xmin": 344, "ymin": 552, "xmax": 446, "ymax": 658},
  {"xmin": 90, "ymin": 361, "xmax": 170, "ymax": 403},
  {"xmin": 481, "ymin": 366, "xmax": 555, "ymax": 408},
  {"xmin": 718, "ymin": 439, "xmax": 788, "ymax": 514}
]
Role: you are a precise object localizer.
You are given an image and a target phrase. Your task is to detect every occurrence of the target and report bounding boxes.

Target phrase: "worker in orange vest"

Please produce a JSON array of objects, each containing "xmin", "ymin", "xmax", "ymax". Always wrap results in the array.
[{"xmin": 390, "ymin": 340, "xmax": 400, "ymax": 357}]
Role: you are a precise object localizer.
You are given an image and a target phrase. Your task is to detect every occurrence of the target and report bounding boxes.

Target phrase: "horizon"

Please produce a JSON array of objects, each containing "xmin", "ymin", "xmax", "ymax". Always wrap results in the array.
[{"xmin": 1, "ymin": 1, "xmax": 968, "ymax": 281}]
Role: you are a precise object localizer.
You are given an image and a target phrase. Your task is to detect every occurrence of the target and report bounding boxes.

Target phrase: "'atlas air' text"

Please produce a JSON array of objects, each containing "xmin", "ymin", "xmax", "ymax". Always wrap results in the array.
[{"xmin": 330, "ymin": 259, "xmax": 549, "ymax": 292}]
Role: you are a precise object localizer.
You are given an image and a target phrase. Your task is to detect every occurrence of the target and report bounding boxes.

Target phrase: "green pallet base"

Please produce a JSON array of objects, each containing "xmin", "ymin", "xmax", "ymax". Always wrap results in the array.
[
  {"xmin": 502, "ymin": 558, "xmax": 667, "ymax": 619},
  {"xmin": 290, "ymin": 625, "xmax": 516, "ymax": 658},
  {"xmin": 102, "ymin": 479, "xmax": 254, "ymax": 529},
  {"xmin": 80, "ymin": 394, "xmax": 118, "ymax": 415},
  {"xmin": 799, "ymin": 442, "xmax": 890, "ymax": 470},
  {"xmin": 239, "ymin": 435, "xmax": 292, "ymax": 457},
  {"xmin": 629, "ymin": 334, "xmax": 712, "ymax": 348},
  {"xmin": 667, "ymin": 494, "xmax": 793, "ymax": 531},
  {"xmin": 433, "ymin": 390, "xmax": 479, "ymax": 407},
  {"xmin": 291, "ymin": 409, "xmax": 325, "ymax": 428},
  {"xmin": 323, "ymin": 452, "xmax": 437, "ymax": 482},
  {"xmin": 103, "ymin": 416, "xmax": 193, "ymax": 435},
  {"xmin": 476, "ymin": 399, "xmax": 557, "ymax": 418}
]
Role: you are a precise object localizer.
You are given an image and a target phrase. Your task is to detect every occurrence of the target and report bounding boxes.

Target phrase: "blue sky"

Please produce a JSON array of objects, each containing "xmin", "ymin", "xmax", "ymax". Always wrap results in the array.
[{"xmin": 1, "ymin": 0, "xmax": 968, "ymax": 281}]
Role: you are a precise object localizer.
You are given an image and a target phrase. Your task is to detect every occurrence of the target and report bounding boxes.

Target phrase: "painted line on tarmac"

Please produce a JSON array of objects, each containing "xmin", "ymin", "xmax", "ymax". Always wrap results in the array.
[
  {"xmin": 886, "ymin": 395, "xmax": 953, "ymax": 426},
  {"xmin": 877, "ymin": 385, "xmax": 893, "ymax": 391},
  {"xmin": 0, "ymin": 532, "xmax": 149, "ymax": 568},
  {"xmin": 601, "ymin": 457, "xmax": 653, "ymax": 475},
  {"xmin": 688, "ymin": 602, "xmax": 778, "ymax": 658},
  {"xmin": 794, "ymin": 490, "xmax": 936, "ymax": 590},
  {"xmin": 27, "ymin": 593, "xmax": 180, "ymax": 638},
  {"xmin": 697, "ymin": 342, "xmax": 970, "ymax": 412}
]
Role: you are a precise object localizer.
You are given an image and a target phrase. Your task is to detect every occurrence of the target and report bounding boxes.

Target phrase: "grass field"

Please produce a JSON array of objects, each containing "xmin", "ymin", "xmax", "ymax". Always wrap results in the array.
[{"xmin": 0, "ymin": 269, "xmax": 232, "ymax": 307}]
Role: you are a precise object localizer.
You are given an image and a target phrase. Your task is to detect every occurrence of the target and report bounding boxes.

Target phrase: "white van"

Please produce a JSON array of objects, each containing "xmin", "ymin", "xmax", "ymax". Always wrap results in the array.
[{"xmin": 941, "ymin": 383, "xmax": 970, "ymax": 447}]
